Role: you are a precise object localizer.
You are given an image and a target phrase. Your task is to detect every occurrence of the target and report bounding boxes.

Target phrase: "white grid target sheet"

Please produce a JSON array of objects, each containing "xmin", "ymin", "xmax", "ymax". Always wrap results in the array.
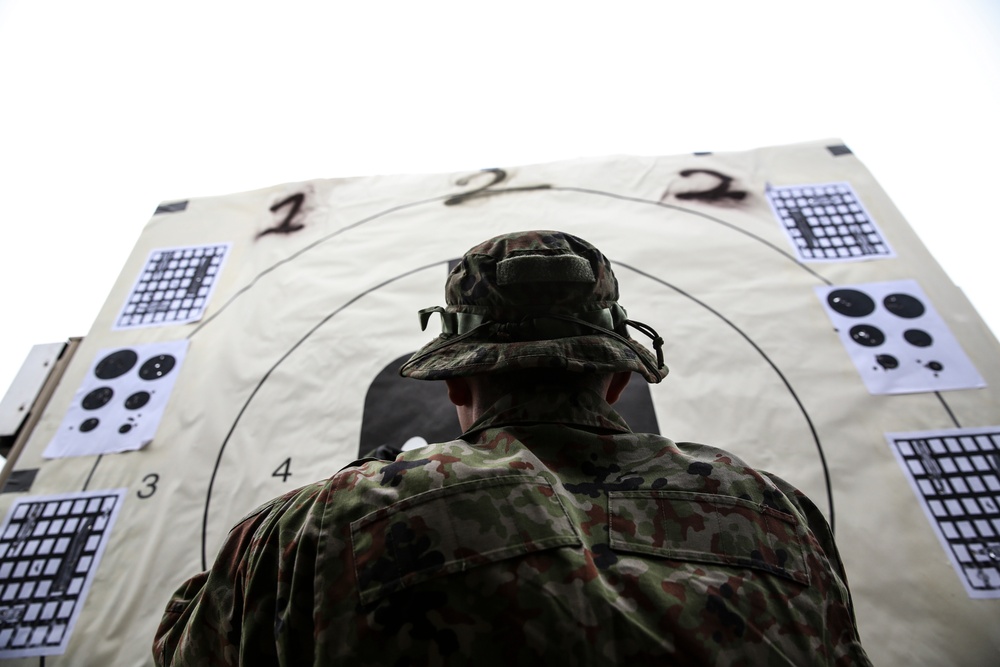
[
  {"xmin": 114, "ymin": 243, "xmax": 231, "ymax": 329},
  {"xmin": 0, "ymin": 489, "xmax": 125, "ymax": 657},
  {"xmin": 766, "ymin": 182, "xmax": 894, "ymax": 262},
  {"xmin": 886, "ymin": 427, "xmax": 1000, "ymax": 598}
]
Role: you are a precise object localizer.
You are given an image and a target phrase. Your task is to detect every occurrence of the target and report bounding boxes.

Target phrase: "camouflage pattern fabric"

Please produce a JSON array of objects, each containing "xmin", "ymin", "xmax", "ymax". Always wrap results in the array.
[
  {"xmin": 154, "ymin": 385, "xmax": 871, "ymax": 666},
  {"xmin": 400, "ymin": 231, "xmax": 668, "ymax": 383}
]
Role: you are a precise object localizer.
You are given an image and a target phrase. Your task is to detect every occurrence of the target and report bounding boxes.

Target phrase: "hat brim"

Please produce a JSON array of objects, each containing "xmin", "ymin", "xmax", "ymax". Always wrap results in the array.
[{"xmin": 399, "ymin": 334, "xmax": 667, "ymax": 383}]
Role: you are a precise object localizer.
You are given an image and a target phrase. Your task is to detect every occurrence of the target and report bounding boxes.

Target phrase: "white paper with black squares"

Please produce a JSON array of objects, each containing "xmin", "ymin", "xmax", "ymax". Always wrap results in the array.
[
  {"xmin": 766, "ymin": 182, "xmax": 894, "ymax": 262},
  {"xmin": 0, "ymin": 489, "xmax": 125, "ymax": 657},
  {"xmin": 886, "ymin": 428, "xmax": 1000, "ymax": 598},
  {"xmin": 113, "ymin": 243, "xmax": 231, "ymax": 329}
]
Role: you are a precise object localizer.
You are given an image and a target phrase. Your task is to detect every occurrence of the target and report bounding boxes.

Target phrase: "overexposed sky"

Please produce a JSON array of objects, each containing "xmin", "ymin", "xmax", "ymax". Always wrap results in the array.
[{"xmin": 1, "ymin": 0, "xmax": 998, "ymax": 396}]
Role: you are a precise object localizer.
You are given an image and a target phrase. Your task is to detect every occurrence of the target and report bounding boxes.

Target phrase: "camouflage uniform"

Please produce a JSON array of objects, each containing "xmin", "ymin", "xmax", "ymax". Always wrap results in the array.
[{"xmin": 154, "ymin": 231, "xmax": 870, "ymax": 665}]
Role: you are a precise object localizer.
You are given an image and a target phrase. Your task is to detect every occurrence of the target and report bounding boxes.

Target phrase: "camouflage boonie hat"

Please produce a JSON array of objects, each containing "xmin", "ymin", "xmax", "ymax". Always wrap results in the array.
[{"xmin": 399, "ymin": 231, "xmax": 667, "ymax": 383}]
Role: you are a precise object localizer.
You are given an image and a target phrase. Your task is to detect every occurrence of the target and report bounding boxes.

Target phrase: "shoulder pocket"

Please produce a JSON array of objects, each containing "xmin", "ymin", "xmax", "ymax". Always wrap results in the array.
[
  {"xmin": 351, "ymin": 475, "xmax": 580, "ymax": 604},
  {"xmin": 609, "ymin": 490, "xmax": 810, "ymax": 585}
]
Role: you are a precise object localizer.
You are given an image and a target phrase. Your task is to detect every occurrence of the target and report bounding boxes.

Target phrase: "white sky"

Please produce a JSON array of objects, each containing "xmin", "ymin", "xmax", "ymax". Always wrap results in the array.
[{"xmin": 1, "ymin": 0, "xmax": 998, "ymax": 397}]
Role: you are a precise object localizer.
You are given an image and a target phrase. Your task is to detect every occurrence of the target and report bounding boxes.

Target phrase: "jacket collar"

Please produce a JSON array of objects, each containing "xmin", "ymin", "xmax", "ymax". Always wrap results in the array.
[{"xmin": 462, "ymin": 384, "xmax": 632, "ymax": 440}]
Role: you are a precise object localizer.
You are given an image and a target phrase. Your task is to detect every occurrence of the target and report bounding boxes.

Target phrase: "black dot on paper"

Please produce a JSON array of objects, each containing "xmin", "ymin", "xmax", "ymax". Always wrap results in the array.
[
  {"xmin": 904, "ymin": 329, "xmax": 933, "ymax": 347},
  {"xmin": 876, "ymin": 354, "xmax": 899, "ymax": 370},
  {"xmin": 94, "ymin": 349, "xmax": 138, "ymax": 379},
  {"xmin": 80, "ymin": 418, "xmax": 99, "ymax": 433},
  {"xmin": 139, "ymin": 355, "xmax": 177, "ymax": 380},
  {"xmin": 884, "ymin": 293, "xmax": 925, "ymax": 318},
  {"xmin": 119, "ymin": 424, "xmax": 133, "ymax": 434},
  {"xmin": 925, "ymin": 361, "xmax": 944, "ymax": 372},
  {"xmin": 124, "ymin": 391, "xmax": 151, "ymax": 410},
  {"xmin": 850, "ymin": 324, "xmax": 885, "ymax": 347},
  {"xmin": 81, "ymin": 387, "xmax": 114, "ymax": 410},
  {"xmin": 827, "ymin": 289, "xmax": 875, "ymax": 318}
]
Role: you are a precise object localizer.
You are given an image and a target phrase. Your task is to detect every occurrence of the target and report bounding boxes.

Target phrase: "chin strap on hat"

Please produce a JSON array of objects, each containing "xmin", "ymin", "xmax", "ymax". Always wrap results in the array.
[
  {"xmin": 542, "ymin": 313, "xmax": 666, "ymax": 377},
  {"xmin": 622, "ymin": 319, "xmax": 665, "ymax": 370}
]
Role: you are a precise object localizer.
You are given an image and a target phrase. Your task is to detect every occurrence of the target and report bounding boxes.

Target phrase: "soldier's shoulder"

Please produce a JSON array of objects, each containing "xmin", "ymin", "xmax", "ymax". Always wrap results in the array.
[{"xmin": 229, "ymin": 472, "xmax": 355, "ymax": 534}]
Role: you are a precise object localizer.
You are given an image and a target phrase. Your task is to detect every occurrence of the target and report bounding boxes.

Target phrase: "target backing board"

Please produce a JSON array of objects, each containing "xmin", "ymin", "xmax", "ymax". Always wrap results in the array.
[{"xmin": 0, "ymin": 139, "xmax": 998, "ymax": 665}]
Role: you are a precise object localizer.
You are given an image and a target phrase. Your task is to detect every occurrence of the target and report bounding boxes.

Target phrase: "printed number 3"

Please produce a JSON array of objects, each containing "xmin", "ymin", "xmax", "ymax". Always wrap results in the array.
[{"xmin": 137, "ymin": 473, "xmax": 159, "ymax": 499}]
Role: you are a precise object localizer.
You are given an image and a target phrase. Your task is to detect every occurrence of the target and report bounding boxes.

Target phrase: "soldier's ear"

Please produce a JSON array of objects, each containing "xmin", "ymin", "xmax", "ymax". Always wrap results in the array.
[
  {"xmin": 444, "ymin": 377, "xmax": 473, "ymax": 407},
  {"xmin": 605, "ymin": 372, "xmax": 631, "ymax": 405}
]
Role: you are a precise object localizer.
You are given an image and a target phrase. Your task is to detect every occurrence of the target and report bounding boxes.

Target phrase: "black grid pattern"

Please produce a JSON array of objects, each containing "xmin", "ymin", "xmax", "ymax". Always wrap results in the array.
[
  {"xmin": 890, "ymin": 430, "xmax": 1000, "ymax": 594},
  {"xmin": 767, "ymin": 182, "xmax": 892, "ymax": 261},
  {"xmin": 0, "ymin": 491, "xmax": 122, "ymax": 655},
  {"xmin": 116, "ymin": 244, "xmax": 228, "ymax": 328}
]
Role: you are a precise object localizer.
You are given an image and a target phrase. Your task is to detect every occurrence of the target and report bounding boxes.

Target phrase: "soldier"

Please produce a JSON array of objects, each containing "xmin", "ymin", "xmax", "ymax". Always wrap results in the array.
[{"xmin": 154, "ymin": 230, "xmax": 871, "ymax": 665}]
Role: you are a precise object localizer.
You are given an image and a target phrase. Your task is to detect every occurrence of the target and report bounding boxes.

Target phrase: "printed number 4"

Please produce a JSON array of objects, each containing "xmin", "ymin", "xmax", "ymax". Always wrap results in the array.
[{"xmin": 273, "ymin": 458, "xmax": 292, "ymax": 482}]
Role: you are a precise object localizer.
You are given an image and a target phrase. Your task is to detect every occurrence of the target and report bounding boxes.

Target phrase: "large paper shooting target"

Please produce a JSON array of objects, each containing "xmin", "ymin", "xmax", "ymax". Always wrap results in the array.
[{"xmin": 0, "ymin": 140, "xmax": 998, "ymax": 665}]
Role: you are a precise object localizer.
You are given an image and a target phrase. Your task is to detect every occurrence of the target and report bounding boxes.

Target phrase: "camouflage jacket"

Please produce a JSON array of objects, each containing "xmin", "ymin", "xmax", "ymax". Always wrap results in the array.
[{"xmin": 154, "ymin": 386, "xmax": 871, "ymax": 666}]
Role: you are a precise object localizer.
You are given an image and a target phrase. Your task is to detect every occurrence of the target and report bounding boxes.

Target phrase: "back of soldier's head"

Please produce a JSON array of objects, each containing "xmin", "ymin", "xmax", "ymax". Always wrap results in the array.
[{"xmin": 400, "ymin": 230, "xmax": 667, "ymax": 384}]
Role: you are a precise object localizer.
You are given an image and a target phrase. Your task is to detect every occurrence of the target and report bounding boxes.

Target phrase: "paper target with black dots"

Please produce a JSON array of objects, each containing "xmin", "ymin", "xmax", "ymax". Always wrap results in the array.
[
  {"xmin": 816, "ymin": 280, "xmax": 985, "ymax": 394},
  {"xmin": 1, "ymin": 140, "xmax": 999, "ymax": 666},
  {"xmin": 42, "ymin": 341, "xmax": 189, "ymax": 459}
]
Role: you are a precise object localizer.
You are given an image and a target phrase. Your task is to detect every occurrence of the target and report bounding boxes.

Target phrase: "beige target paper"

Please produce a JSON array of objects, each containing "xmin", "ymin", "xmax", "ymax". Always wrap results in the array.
[{"xmin": 1, "ymin": 139, "xmax": 998, "ymax": 665}]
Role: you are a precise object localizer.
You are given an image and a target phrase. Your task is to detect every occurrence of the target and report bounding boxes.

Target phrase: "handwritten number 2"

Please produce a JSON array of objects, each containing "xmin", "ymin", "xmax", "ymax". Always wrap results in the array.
[
  {"xmin": 259, "ymin": 193, "xmax": 306, "ymax": 237},
  {"xmin": 673, "ymin": 169, "xmax": 747, "ymax": 202},
  {"xmin": 445, "ymin": 169, "xmax": 507, "ymax": 206},
  {"xmin": 444, "ymin": 168, "xmax": 551, "ymax": 206}
]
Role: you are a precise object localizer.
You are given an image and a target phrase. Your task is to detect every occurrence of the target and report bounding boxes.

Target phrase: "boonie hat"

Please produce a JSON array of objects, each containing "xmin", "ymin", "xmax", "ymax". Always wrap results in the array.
[{"xmin": 399, "ymin": 230, "xmax": 667, "ymax": 383}]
